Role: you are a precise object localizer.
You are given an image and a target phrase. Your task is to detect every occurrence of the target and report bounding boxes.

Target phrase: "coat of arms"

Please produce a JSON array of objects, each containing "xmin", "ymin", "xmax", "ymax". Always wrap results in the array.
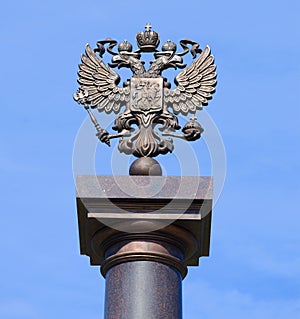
[{"xmin": 73, "ymin": 24, "xmax": 217, "ymax": 175}]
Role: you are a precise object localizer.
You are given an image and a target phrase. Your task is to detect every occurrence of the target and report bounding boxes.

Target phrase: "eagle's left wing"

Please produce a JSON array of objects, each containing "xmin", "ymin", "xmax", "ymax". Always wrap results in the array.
[
  {"xmin": 164, "ymin": 46, "xmax": 217, "ymax": 115},
  {"xmin": 74, "ymin": 44, "xmax": 130, "ymax": 113}
]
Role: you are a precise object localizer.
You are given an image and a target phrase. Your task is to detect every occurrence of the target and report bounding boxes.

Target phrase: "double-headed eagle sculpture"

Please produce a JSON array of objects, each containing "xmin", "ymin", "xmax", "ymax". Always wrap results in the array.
[{"xmin": 74, "ymin": 24, "xmax": 217, "ymax": 174}]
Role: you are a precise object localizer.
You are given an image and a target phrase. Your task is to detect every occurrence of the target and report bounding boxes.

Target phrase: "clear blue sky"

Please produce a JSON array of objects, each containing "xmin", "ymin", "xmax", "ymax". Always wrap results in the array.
[{"xmin": 1, "ymin": 0, "xmax": 299, "ymax": 318}]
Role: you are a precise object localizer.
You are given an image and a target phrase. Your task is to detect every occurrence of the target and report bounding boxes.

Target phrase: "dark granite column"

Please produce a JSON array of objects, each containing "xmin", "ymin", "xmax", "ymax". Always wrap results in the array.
[
  {"xmin": 76, "ymin": 176, "xmax": 213, "ymax": 319},
  {"xmin": 97, "ymin": 229, "xmax": 189, "ymax": 319},
  {"xmin": 105, "ymin": 261, "xmax": 182, "ymax": 319}
]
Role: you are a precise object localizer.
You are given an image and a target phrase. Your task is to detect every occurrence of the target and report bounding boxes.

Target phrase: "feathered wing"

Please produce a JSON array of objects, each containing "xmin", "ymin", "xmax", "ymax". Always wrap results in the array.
[
  {"xmin": 76, "ymin": 44, "xmax": 130, "ymax": 113},
  {"xmin": 164, "ymin": 46, "xmax": 217, "ymax": 115}
]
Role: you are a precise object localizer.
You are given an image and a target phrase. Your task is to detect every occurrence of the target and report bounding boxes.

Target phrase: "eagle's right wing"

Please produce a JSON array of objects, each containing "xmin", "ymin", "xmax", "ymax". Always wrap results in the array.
[
  {"xmin": 164, "ymin": 46, "xmax": 217, "ymax": 115},
  {"xmin": 74, "ymin": 44, "xmax": 130, "ymax": 113}
]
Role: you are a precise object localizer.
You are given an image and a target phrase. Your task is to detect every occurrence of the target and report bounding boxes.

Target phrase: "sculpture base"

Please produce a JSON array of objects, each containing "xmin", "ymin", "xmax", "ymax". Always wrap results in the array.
[
  {"xmin": 76, "ymin": 175, "xmax": 213, "ymax": 319},
  {"xmin": 129, "ymin": 157, "xmax": 162, "ymax": 176}
]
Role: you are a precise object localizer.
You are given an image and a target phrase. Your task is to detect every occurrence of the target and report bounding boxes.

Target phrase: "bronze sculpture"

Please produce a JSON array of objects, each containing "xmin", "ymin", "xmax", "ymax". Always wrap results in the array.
[{"xmin": 73, "ymin": 24, "xmax": 217, "ymax": 175}]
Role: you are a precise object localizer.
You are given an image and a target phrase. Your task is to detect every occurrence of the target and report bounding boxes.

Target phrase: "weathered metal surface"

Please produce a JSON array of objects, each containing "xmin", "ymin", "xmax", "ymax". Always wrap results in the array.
[{"xmin": 73, "ymin": 24, "xmax": 217, "ymax": 161}]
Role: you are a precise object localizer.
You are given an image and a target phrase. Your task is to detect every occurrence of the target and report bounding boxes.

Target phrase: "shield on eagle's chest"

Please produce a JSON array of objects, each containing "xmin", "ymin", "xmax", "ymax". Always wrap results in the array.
[{"xmin": 130, "ymin": 77, "xmax": 163, "ymax": 114}]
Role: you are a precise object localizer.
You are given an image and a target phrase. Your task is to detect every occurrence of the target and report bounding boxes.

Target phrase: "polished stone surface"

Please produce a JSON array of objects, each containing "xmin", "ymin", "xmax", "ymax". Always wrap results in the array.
[
  {"xmin": 105, "ymin": 261, "xmax": 182, "ymax": 319},
  {"xmin": 76, "ymin": 176, "xmax": 212, "ymax": 266},
  {"xmin": 76, "ymin": 175, "xmax": 213, "ymax": 319},
  {"xmin": 76, "ymin": 175, "xmax": 212, "ymax": 199}
]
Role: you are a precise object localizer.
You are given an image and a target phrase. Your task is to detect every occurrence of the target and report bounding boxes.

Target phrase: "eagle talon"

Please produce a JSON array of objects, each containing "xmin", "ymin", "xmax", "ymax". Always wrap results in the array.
[
  {"xmin": 182, "ymin": 117, "xmax": 204, "ymax": 141},
  {"xmin": 96, "ymin": 129, "xmax": 110, "ymax": 146}
]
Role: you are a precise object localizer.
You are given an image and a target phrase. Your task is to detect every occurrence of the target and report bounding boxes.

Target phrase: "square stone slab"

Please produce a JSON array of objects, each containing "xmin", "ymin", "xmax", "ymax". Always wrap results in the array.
[{"xmin": 76, "ymin": 176, "xmax": 213, "ymax": 266}]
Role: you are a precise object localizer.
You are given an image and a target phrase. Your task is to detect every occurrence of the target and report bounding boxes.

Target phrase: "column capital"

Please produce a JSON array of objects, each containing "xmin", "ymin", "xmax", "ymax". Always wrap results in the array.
[{"xmin": 76, "ymin": 175, "xmax": 213, "ymax": 269}]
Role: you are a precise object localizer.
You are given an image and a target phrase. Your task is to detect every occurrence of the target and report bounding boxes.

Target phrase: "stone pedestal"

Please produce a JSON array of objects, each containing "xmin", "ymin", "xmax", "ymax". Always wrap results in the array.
[{"xmin": 76, "ymin": 176, "xmax": 212, "ymax": 319}]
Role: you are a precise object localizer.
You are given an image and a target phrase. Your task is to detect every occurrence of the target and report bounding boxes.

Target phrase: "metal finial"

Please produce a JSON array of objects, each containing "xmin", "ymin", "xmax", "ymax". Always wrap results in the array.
[
  {"xmin": 73, "ymin": 26, "xmax": 217, "ymax": 174},
  {"xmin": 145, "ymin": 23, "xmax": 152, "ymax": 31}
]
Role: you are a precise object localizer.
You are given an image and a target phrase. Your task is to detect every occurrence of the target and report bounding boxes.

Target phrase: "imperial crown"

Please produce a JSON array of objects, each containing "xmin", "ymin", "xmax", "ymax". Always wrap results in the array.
[
  {"xmin": 136, "ymin": 23, "xmax": 160, "ymax": 52},
  {"xmin": 162, "ymin": 40, "xmax": 177, "ymax": 52},
  {"xmin": 118, "ymin": 40, "xmax": 133, "ymax": 52}
]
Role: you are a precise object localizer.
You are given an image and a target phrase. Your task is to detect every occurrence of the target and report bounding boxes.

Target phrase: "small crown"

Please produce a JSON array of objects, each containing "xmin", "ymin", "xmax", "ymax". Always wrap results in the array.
[
  {"xmin": 118, "ymin": 40, "xmax": 133, "ymax": 52},
  {"xmin": 136, "ymin": 23, "xmax": 160, "ymax": 52},
  {"xmin": 162, "ymin": 40, "xmax": 177, "ymax": 52}
]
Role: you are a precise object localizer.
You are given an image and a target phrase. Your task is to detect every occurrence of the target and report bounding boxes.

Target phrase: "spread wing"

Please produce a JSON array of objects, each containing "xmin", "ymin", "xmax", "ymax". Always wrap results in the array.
[
  {"xmin": 164, "ymin": 46, "xmax": 217, "ymax": 115},
  {"xmin": 75, "ymin": 44, "xmax": 130, "ymax": 113}
]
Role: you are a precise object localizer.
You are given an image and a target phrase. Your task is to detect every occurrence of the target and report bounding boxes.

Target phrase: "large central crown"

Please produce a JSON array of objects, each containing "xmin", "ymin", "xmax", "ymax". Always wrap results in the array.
[{"xmin": 136, "ymin": 23, "xmax": 160, "ymax": 52}]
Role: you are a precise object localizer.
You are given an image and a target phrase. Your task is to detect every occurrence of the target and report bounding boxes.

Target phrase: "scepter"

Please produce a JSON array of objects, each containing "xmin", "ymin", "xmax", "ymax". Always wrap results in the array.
[{"xmin": 73, "ymin": 89, "xmax": 110, "ymax": 146}]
